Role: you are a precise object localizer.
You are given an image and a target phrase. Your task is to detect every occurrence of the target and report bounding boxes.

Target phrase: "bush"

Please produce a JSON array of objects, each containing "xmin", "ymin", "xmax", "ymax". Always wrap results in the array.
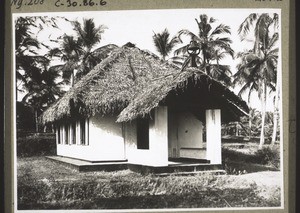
[
  {"xmin": 17, "ymin": 133, "xmax": 56, "ymax": 157},
  {"xmin": 222, "ymin": 145, "xmax": 280, "ymax": 174},
  {"xmin": 254, "ymin": 147, "xmax": 280, "ymax": 169}
]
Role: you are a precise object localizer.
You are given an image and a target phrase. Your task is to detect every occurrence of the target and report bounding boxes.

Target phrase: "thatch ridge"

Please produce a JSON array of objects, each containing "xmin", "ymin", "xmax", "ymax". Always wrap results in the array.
[{"xmin": 116, "ymin": 68, "xmax": 249, "ymax": 122}]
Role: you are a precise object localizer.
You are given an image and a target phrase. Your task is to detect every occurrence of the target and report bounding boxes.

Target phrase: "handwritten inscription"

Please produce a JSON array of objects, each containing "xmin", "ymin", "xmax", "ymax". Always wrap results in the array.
[
  {"xmin": 55, "ymin": 0, "xmax": 107, "ymax": 7},
  {"xmin": 11, "ymin": 0, "xmax": 107, "ymax": 9},
  {"xmin": 11, "ymin": 0, "xmax": 44, "ymax": 9}
]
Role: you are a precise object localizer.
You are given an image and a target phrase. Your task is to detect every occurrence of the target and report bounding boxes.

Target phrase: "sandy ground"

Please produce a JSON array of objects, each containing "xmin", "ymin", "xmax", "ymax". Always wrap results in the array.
[
  {"xmin": 239, "ymin": 171, "xmax": 281, "ymax": 187},
  {"xmin": 233, "ymin": 171, "xmax": 282, "ymax": 200}
]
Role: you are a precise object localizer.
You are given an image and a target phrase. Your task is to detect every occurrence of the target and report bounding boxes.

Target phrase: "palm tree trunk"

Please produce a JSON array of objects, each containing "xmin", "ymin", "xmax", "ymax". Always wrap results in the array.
[
  {"xmin": 71, "ymin": 70, "xmax": 74, "ymax": 87},
  {"xmin": 35, "ymin": 110, "xmax": 39, "ymax": 133},
  {"xmin": 259, "ymin": 81, "xmax": 267, "ymax": 149},
  {"xmin": 202, "ymin": 50, "xmax": 209, "ymax": 75},
  {"xmin": 248, "ymin": 115, "xmax": 252, "ymax": 139},
  {"xmin": 271, "ymin": 81, "xmax": 279, "ymax": 146}
]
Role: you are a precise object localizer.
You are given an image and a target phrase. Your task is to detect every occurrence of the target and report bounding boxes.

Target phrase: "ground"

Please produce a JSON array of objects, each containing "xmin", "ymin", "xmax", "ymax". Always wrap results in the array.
[
  {"xmin": 16, "ymin": 134, "xmax": 281, "ymax": 209},
  {"xmin": 17, "ymin": 155, "xmax": 281, "ymax": 210}
]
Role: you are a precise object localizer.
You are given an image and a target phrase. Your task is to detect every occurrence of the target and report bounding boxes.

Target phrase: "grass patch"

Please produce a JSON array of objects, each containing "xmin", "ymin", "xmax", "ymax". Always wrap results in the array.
[
  {"xmin": 17, "ymin": 156, "xmax": 281, "ymax": 210},
  {"xmin": 222, "ymin": 143, "xmax": 280, "ymax": 174}
]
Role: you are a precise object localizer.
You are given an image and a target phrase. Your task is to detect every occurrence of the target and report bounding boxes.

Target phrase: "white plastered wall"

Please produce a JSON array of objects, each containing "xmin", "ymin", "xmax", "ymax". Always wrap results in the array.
[
  {"xmin": 125, "ymin": 106, "xmax": 169, "ymax": 166},
  {"xmin": 56, "ymin": 115, "xmax": 125, "ymax": 161}
]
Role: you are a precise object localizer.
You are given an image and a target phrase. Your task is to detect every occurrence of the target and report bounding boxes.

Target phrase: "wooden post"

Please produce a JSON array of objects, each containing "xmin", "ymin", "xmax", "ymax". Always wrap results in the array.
[{"xmin": 206, "ymin": 109, "xmax": 221, "ymax": 164}]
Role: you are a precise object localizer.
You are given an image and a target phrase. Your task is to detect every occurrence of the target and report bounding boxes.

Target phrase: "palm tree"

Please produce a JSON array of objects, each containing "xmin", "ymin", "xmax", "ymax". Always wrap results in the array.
[
  {"xmin": 174, "ymin": 14, "xmax": 234, "ymax": 86},
  {"xmin": 271, "ymin": 71, "xmax": 280, "ymax": 146},
  {"xmin": 15, "ymin": 16, "xmax": 64, "ymax": 99},
  {"xmin": 48, "ymin": 35, "xmax": 83, "ymax": 86},
  {"xmin": 152, "ymin": 28, "xmax": 180, "ymax": 61},
  {"xmin": 22, "ymin": 62, "xmax": 64, "ymax": 132},
  {"xmin": 49, "ymin": 19, "xmax": 107, "ymax": 85},
  {"xmin": 234, "ymin": 13, "xmax": 279, "ymax": 148},
  {"xmin": 73, "ymin": 18, "xmax": 107, "ymax": 79},
  {"xmin": 15, "ymin": 17, "xmax": 45, "ymax": 99}
]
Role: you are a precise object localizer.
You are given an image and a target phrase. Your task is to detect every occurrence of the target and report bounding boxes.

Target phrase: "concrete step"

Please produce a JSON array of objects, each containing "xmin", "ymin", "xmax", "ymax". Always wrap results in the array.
[
  {"xmin": 156, "ymin": 170, "xmax": 226, "ymax": 177},
  {"xmin": 46, "ymin": 156, "xmax": 224, "ymax": 174},
  {"xmin": 46, "ymin": 156, "xmax": 128, "ymax": 172},
  {"xmin": 127, "ymin": 163, "xmax": 224, "ymax": 175}
]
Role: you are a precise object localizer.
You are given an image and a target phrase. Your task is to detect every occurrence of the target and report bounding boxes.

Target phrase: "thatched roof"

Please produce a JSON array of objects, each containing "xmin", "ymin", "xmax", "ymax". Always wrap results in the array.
[{"xmin": 41, "ymin": 43, "xmax": 248, "ymax": 125}]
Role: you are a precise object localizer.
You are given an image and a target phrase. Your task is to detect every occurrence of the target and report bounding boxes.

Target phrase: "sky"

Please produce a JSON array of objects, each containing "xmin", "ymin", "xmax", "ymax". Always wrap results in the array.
[{"xmin": 14, "ymin": 8, "xmax": 281, "ymax": 111}]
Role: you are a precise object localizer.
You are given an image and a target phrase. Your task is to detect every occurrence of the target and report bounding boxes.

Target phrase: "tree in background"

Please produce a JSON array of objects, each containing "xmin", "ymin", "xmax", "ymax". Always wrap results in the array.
[
  {"xmin": 15, "ymin": 17, "xmax": 49, "ymax": 99},
  {"xmin": 152, "ymin": 28, "xmax": 180, "ymax": 61},
  {"xmin": 174, "ymin": 14, "xmax": 234, "ymax": 86},
  {"xmin": 73, "ymin": 18, "xmax": 107, "ymax": 80},
  {"xmin": 234, "ymin": 13, "xmax": 279, "ymax": 148},
  {"xmin": 48, "ymin": 18, "xmax": 107, "ymax": 85},
  {"xmin": 48, "ymin": 35, "xmax": 83, "ymax": 86},
  {"xmin": 15, "ymin": 16, "xmax": 66, "ymax": 132},
  {"xmin": 21, "ymin": 58, "xmax": 64, "ymax": 132}
]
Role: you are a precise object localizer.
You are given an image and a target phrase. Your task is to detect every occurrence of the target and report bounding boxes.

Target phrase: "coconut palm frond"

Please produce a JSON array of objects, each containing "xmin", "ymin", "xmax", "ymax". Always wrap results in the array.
[
  {"xmin": 209, "ymin": 38, "xmax": 234, "ymax": 58},
  {"xmin": 238, "ymin": 13, "xmax": 258, "ymax": 39},
  {"xmin": 209, "ymin": 17, "xmax": 217, "ymax": 23},
  {"xmin": 237, "ymin": 81, "xmax": 252, "ymax": 98},
  {"xmin": 267, "ymin": 33, "xmax": 279, "ymax": 50},
  {"xmin": 173, "ymin": 44, "xmax": 190, "ymax": 56},
  {"xmin": 209, "ymin": 64, "xmax": 232, "ymax": 86},
  {"xmin": 168, "ymin": 36, "xmax": 181, "ymax": 50},
  {"xmin": 267, "ymin": 48, "xmax": 279, "ymax": 57},
  {"xmin": 73, "ymin": 18, "xmax": 107, "ymax": 49},
  {"xmin": 152, "ymin": 29, "xmax": 175, "ymax": 60},
  {"xmin": 254, "ymin": 14, "xmax": 271, "ymax": 48},
  {"xmin": 267, "ymin": 82, "xmax": 276, "ymax": 92},
  {"xmin": 210, "ymin": 24, "xmax": 231, "ymax": 37},
  {"xmin": 21, "ymin": 37, "xmax": 40, "ymax": 49},
  {"xmin": 272, "ymin": 13, "xmax": 279, "ymax": 29},
  {"xmin": 47, "ymin": 48, "xmax": 62, "ymax": 58},
  {"xmin": 177, "ymin": 29, "xmax": 200, "ymax": 42},
  {"xmin": 211, "ymin": 37, "xmax": 233, "ymax": 44}
]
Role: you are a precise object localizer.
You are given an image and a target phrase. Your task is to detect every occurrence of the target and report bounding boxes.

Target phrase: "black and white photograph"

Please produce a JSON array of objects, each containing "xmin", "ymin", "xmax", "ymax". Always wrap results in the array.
[{"xmin": 13, "ymin": 8, "xmax": 283, "ymax": 211}]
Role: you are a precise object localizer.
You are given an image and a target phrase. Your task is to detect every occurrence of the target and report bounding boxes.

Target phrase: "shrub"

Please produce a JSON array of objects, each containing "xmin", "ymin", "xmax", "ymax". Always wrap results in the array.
[
  {"xmin": 254, "ymin": 147, "xmax": 280, "ymax": 169},
  {"xmin": 222, "ymin": 145, "xmax": 280, "ymax": 173},
  {"xmin": 17, "ymin": 133, "xmax": 56, "ymax": 157}
]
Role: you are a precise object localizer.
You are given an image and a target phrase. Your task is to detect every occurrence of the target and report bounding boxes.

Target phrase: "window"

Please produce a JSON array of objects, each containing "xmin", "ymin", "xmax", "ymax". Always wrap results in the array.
[
  {"xmin": 71, "ymin": 122, "xmax": 76, "ymax": 144},
  {"xmin": 80, "ymin": 119, "xmax": 86, "ymax": 145},
  {"xmin": 57, "ymin": 126, "xmax": 61, "ymax": 144},
  {"xmin": 137, "ymin": 118, "xmax": 149, "ymax": 149},
  {"xmin": 65, "ymin": 125, "xmax": 69, "ymax": 144},
  {"xmin": 60, "ymin": 126, "xmax": 64, "ymax": 144}
]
